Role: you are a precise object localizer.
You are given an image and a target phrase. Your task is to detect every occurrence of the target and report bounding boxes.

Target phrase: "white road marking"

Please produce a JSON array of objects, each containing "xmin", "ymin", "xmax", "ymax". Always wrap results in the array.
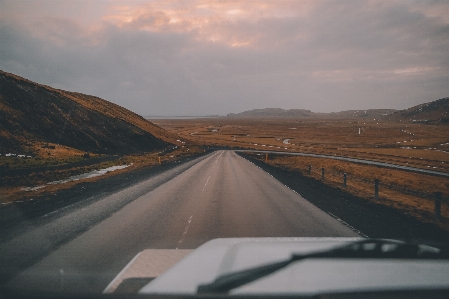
[
  {"xmin": 327, "ymin": 212, "xmax": 368, "ymax": 238},
  {"xmin": 181, "ymin": 216, "xmax": 193, "ymax": 237},
  {"xmin": 202, "ymin": 176, "xmax": 211, "ymax": 192},
  {"xmin": 42, "ymin": 197, "xmax": 94, "ymax": 218},
  {"xmin": 176, "ymin": 151, "xmax": 224, "ymax": 249}
]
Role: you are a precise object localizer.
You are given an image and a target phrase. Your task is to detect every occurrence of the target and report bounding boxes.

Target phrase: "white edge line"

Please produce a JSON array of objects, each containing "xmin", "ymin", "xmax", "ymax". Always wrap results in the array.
[
  {"xmin": 328, "ymin": 212, "xmax": 369, "ymax": 238},
  {"xmin": 103, "ymin": 251, "xmax": 143, "ymax": 293}
]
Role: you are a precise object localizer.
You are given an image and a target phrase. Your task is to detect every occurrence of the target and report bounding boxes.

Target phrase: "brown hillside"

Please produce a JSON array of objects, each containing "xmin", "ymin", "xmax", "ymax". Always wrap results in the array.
[
  {"xmin": 60, "ymin": 91, "xmax": 177, "ymax": 145},
  {"xmin": 0, "ymin": 70, "xmax": 178, "ymax": 155},
  {"xmin": 388, "ymin": 97, "xmax": 449, "ymax": 123}
]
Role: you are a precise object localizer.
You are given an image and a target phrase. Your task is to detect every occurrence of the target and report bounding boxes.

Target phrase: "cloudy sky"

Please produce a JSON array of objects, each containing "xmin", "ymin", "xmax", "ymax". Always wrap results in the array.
[{"xmin": 1, "ymin": 0, "xmax": 448, "ymax": 116}]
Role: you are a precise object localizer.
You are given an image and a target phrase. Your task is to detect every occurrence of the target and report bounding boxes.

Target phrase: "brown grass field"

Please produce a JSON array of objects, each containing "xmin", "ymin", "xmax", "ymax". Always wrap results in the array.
[{"xmin": 153, "ymin": 117, "xmax": 449, "ymax": 231}]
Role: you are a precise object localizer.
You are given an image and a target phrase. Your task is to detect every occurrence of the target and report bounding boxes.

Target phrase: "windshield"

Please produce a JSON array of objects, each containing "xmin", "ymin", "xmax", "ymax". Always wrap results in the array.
[{"xmin": 1, "ymin": 0, "xmax": 448, "ymax": 296}]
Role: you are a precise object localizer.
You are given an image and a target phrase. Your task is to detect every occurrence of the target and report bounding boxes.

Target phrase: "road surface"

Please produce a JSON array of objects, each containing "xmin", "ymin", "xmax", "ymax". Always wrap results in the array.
[{"xmin": 2, "ymin": 151, "xmax": 359, "ymax": 293}]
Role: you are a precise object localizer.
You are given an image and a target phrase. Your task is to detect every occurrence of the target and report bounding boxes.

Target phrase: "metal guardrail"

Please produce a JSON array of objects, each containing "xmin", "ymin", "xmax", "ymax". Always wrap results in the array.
[{"xmin": 235, "ymin": 149, "xmax": 449, "ymax": 178}]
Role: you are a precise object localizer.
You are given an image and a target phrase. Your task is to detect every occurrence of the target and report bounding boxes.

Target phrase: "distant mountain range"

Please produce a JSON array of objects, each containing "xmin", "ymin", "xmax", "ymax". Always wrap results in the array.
[
  {"xmin": 0, "ymin": 70, "xmax": 177, "ymax": 155},
  {"xmin": 227, "ymin": 108, "xmax": 397, "ymax": 119},
  {"xmin": 227, "ymin": 98, "xmax": 449, "ymax": 123}
]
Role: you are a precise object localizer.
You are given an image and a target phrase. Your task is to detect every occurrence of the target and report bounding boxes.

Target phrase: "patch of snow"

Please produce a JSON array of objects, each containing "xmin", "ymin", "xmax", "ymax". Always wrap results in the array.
[
  {"xmin": 21, "ymin": 185, "xmax": 46, "ymax": 192},
  {"xmin": 21, "ymin": 164, "xmax": 133, "ymax": 192}
]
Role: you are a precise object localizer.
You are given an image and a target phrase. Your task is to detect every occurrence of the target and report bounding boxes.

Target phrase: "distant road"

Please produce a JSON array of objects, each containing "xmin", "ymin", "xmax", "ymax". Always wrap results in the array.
[
  {"xmin": 235, "ymin": 149, "xmax": 449, "ymax": 178},
  {"xmin": 3, "ymin": 151, "xmax": 359, "ymax": 293}
]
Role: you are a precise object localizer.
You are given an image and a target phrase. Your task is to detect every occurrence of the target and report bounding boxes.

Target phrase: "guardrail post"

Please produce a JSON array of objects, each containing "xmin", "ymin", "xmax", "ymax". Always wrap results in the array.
[
  {"xmin": 321, "ymin": 168, "xmax": 325, "ymax": 181},
  {"xmin": 374, "ymin": 179, "xmax": 379, "ymax": 199},
  {"xmin": 435, "ymin": 192, "xmax": 442, "ymax": 221},
  {"xmin": 308, "ymin": 165, "xmax": 311, "ymax": 175},
  {"xmin": 343, "ymin": 173, "xmax": 347, "ymax": 188}
]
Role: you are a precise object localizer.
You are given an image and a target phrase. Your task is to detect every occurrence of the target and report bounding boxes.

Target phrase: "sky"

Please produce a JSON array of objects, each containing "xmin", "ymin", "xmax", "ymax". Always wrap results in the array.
[{"xmin": 1, "ymin": 0, "xmax": 448, "ymax": 116}]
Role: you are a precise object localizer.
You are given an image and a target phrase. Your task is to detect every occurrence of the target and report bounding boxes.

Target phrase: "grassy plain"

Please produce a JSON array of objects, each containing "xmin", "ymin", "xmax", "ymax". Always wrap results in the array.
[{"xmin": 153, "ymin": 117, "xmax": 449, "ymax": 231}]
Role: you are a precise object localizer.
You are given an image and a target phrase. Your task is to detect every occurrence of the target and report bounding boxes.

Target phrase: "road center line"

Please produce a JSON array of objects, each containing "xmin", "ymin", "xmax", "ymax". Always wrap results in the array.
[
  {"xmin": 202, "ymin": 176, "xmax": 211, "ymax": 192},
  {"xmin": 177, "ymin": 151, "xmax": 224, "ymax": 249},
  {"xmin": 176, "ymin": 215, "xmax": 193, "ymax": 249}
]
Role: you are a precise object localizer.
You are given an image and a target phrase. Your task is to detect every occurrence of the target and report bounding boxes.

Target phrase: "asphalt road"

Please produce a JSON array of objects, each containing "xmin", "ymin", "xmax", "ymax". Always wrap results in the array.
[{"xmin": 2, "ymin": 150, "xmax": 359, "ymax": 294}]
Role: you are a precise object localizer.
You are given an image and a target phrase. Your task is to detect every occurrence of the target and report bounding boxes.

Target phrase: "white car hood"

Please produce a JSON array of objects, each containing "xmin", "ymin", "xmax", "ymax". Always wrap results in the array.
[{"xmin": 127, "ymin": 237, "xmax": 449, "ymax": 295}]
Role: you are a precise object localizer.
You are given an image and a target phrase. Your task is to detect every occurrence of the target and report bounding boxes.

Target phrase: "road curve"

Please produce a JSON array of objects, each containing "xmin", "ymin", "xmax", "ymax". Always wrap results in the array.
[{"xmin": 4, "ymin": 150, "xmax": 359, "ymax": 293}]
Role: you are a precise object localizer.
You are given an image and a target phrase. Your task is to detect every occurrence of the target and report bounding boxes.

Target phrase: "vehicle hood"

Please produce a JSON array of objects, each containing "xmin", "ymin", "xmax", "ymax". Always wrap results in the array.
[{"xmin": 108, "ymin": 237, "xmax": 449, "ymax": 295}]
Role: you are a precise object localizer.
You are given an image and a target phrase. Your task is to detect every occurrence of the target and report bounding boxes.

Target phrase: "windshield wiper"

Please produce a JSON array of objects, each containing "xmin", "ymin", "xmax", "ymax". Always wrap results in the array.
[{"xmin": 197, "ymin": 239, "xmax": 449, "ymax": 294}]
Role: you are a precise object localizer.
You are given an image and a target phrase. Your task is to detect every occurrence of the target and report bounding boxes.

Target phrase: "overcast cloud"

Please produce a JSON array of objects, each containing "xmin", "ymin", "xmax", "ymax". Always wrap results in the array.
[{"xmin": 1, "ymin": 0, "xmax": 448, "ymax": 115}]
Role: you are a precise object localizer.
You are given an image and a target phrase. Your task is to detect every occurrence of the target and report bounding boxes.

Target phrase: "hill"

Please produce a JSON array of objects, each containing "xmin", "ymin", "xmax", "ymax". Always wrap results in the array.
[
  {"xmin": 322, "ymin": 109, "xmax": 397, "ymax": 119},
  {"xmin": 226, "ymin": 98, "xmax": 449, "ymax": 122},
  {"xmin": 227, "ymin": 108, "xmax": 313, "ymax": 118},
  {"xmin": 227, "ymin": 108, "xmax": 397, "ymax": 119},
  {"xmin": 0, "ymin": 70, "xmax": 176, "ymax": 156},
  {"xmin": 387, "ymin": 97, "xmax": 449, "ymax": 123}
]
